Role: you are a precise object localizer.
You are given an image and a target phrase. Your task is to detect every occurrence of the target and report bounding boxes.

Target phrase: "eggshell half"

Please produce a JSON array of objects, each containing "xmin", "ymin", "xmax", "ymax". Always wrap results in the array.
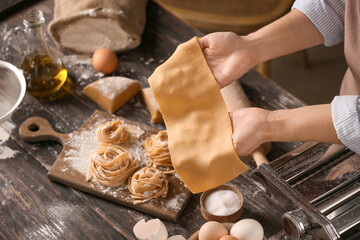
[
  {"xmin": 230, "ymin": 219, "xmax": 264, "ymax": 240},
  {"xmin": 133, "ymin": 218, "xmax": 168, "ymax": 240},
  {"xmin": 167, "ymin": 235, "xmax": 186, "ymax": 240}
]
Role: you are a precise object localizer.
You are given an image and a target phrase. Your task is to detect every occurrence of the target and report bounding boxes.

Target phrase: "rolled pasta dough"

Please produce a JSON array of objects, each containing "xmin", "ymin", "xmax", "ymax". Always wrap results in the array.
[{"xmin": 148, "ymin": 37, "xmax": 248, "ymax": 193}]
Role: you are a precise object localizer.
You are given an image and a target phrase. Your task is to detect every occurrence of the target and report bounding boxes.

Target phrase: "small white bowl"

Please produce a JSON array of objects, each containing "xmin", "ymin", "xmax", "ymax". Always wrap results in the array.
[{"xmin": 0, "ymin": 60, "xmax": 26, "ymax": 124}]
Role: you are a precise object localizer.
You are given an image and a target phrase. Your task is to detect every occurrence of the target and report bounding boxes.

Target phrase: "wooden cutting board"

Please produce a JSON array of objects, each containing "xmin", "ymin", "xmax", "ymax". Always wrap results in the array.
[{"xmin": 19, "ymin": 110, "xmax": 191, "ymax": 222}]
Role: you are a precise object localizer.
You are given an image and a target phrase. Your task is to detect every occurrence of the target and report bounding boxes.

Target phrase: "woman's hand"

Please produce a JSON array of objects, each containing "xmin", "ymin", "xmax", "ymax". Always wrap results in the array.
[
  {"xmin": 230, "ymin": 104, "xmax": 341, "ymax": 157},
  {"xmin": 197, "ymin": 32, "xmax": 257, "ymax": 88},
  {"xmin": 197, "ymin": 10, "xmax": 324, "ymax": 88},
  {"xmin": 230, "ymin": 107, "xmax": 269, "ymax": 156}
]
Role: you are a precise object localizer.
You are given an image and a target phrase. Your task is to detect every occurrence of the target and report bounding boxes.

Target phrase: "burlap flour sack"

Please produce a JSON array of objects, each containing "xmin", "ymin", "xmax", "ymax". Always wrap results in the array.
[{"xmin": 48, "ymin": 0, "xmax": 147, "ymax": 54}]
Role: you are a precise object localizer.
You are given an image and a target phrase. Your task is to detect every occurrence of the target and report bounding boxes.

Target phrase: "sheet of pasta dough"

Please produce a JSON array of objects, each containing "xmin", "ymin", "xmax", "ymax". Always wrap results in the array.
[{"xmin": 148, "ymin": 37, "xmax": 248, "ymax": 193}]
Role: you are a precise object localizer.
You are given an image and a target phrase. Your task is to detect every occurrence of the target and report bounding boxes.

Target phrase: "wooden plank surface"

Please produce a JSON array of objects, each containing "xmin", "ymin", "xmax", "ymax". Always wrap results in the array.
[{"xmin": 0, "ymin": 0, "xmax": 306, "ymax": 239}]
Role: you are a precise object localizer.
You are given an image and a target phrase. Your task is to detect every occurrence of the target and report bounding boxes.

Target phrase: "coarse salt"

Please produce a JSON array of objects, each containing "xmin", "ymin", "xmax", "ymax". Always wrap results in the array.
[{"xmin": 204, "ymin": 189, "xmax": 241, "ymax": 216}]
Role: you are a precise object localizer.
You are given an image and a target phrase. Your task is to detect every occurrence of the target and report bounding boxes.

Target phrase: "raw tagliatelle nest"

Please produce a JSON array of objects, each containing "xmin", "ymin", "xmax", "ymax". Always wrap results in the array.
[
  {"xmin": 86, "ymin": 143, "xmax": 139, "ymax": 187},
  {"xmin": 96, "ymin": 119, "xmax": 129, "ymax": 146},
  {"xmin": 128, "ymin": 167, "xmax": 169, "ymax": 204},
  {"xmin": 143, "ymin": 131, "xmax": 174, "ymax": 174}
]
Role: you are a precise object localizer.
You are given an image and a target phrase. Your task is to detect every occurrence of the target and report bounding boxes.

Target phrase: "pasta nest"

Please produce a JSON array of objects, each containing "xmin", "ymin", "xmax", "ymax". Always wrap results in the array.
[
  {"xmin": 96, "ymin": 119, "xmax": 129, "ymax": 145},
  {"xmin": 86, "ymin": 143, "xmax": 139, "ymax": 187},
  {"xmin": 144, "ymin": 131, "xmax": 172, "ymax": 169},
  {"xmin": 128, "ymin": 167, "xmax": 169, "ymax": 204}
]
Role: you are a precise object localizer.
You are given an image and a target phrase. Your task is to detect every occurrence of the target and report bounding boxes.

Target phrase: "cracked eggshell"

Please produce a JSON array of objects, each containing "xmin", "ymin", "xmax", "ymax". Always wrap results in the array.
[
  {"xmin": 230, "ymin": 219, "xmax": 264, "ymax": 240},
  {"xmin": 133, "ymin": 219, "xmax": 168, "ymax": 240},
  {"xmin": 167, "ymin": 235, "xmax": 186, "ymax": 240}
]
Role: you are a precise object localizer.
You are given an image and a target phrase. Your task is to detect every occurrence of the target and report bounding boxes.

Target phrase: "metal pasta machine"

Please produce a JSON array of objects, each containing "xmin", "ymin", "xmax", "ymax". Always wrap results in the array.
[{"xmin": 251, "ymin": 143, "xmax": 360, "ymax": 239}]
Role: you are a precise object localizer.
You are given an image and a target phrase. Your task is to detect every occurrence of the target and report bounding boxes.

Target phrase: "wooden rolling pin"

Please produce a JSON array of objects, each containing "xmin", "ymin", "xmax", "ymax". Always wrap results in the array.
[{"xmin": 221, "ymin": 81, "xmax": 269, "ymax": 166}]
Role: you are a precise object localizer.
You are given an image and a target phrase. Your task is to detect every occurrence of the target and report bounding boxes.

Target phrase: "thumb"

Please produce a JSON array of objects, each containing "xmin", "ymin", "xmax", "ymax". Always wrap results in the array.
[
  {"xmin": 229, "ymin": 111, "xmax": 234, "ymax": 120},
  {"xmin": 197, "ymin": 36, "xmax": 209, "ymax": 50},
  {"xmin": 228, "ymin": 111, "xmax": 236, "ymax": 129}
]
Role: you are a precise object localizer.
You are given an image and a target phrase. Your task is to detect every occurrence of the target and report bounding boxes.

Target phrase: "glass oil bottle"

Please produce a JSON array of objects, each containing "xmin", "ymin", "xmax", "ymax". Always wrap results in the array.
[{"xmin": 14, "ymin": 10, "xmax": 69, "ymax": 101}]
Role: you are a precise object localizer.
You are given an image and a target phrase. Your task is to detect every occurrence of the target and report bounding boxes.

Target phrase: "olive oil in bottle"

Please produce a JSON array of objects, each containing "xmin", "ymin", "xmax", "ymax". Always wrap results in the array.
[
  {"xmin": 14, "ymin": 10, "xmax": 70, "ymax": 101},
  {"xmin": 21, "ymin": 55, "xmax": 68, "ymax": 99}
]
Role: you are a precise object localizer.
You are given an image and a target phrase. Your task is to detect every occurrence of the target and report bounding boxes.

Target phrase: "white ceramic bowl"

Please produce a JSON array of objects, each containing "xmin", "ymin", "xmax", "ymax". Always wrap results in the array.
[{"xmin": 0, "ymin": 60, "xmax": 26, "ymax": 124}]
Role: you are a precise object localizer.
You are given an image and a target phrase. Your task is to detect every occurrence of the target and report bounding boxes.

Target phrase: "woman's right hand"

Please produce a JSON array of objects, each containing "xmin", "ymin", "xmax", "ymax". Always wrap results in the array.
[
  {"xmin": 197, "ymin": 32, "xmax": 258, "ymax": 88},
  {"xmin": 197, "ymin": 10, "xmax": 325, "ymax": 88}
]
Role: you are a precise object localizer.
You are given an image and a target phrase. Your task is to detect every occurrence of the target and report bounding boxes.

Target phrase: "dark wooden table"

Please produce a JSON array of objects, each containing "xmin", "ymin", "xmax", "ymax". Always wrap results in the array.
[{"xmin": 0, "ymin": 0, "xmax": 305, "ymax": 239}]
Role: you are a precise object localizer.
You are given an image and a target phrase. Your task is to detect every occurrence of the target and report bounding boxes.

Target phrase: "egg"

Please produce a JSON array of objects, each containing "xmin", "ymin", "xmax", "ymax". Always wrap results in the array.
[
  {"xmin": 230, "ymin": 219, "xmax": 264, "ymax": 240},
  {"xmin": 92, "ymin": 48, "xmax": 118, "ymax": 74},
  {"xmin": 219, "ymin": 235, "xmax": 239, "ymax": 240},
  {"xmin": 199, "ymin": 221, "xmax": 228, "ymax": 240}
]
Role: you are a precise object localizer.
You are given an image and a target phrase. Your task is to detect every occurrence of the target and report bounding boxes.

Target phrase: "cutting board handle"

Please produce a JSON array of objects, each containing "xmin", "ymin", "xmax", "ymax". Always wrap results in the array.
[{"xmin": 19, "ymin": 117, "xmax": 67, "ymax": 145}]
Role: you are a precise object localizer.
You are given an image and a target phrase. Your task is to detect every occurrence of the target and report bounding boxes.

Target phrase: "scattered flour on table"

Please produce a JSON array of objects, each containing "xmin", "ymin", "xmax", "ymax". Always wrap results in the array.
[
  {"xmin": 46, "ymin": 201, "xmax": 79, "ymax": 224},
  {"xmin": 62, "ymin": 54, "xmax": 92, "ymax": 65},
  {"xmin": 144, "ymin": 58, "xmax": 155, "ymax": 65},
  {"xmin": 0, "ymin": 24, "xmax": 15, "ymax": 60},
  {"xmin": 0, "ymin": 146, "xmax": 18, "ymax": 159},
  {"xmin": 32, "ymin": 224, "xmax": 58, "ymax": 239},
  {"xmin": 61, "ymin": 54, "xmax": 105, "ymax": 87},
  {"xmin": 0, "ymin": 121, "xmax": 18, "ymax": 159},
  {"xmin": 0, "ymin": 121, "xmax": 15, "ymax": 144}
]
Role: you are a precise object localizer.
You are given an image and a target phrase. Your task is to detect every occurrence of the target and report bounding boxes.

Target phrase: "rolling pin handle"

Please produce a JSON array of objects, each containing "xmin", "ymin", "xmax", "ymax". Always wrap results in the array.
[
  {"xmin": 19, "ymin": 117, "xmax": 66, "ymax": 144},
  {"xmin": 251, "ymin": 148, "xmax": 270, "ymax": 166}
]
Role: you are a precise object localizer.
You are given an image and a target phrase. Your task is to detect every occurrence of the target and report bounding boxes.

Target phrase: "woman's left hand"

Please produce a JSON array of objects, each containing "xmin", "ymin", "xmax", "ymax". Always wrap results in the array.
[{"xmin": 230, "ymin": 107, "xmax": 270, "ymax": 156}]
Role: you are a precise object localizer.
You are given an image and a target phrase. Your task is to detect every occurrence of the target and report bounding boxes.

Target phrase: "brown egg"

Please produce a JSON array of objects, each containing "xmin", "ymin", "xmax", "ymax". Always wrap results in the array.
[
  {"xmin": 92, "ymin": 48, "xmax": 118, "ymax": 74},
  {"xmin": 199, "ymin": 221, "xmax": 228, "ymax": 240},
  {"xmin": 219, "ymin": 235, "xmax": 239, "ymax": 240}
]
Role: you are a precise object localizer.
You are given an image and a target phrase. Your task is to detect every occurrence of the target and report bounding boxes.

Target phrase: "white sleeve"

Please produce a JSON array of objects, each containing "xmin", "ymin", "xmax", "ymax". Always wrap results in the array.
[
  {"xmin": 331, "ymin": 95, "xmax": 360, "ymax": 154},
  {"xmin": 292, "ymin": 0, "xmax": 345, "ymax": 46}
]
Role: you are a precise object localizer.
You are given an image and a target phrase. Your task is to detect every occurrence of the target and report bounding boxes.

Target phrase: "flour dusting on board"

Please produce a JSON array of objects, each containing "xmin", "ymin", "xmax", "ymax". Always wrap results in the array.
[
  {"xmin": 165, "ymin": 193, "xmax": 186, "ymax": 210},
  {"xmin": 63, "ymin": 118, "xmax": 147, "ymax": 177},
  {"xmin": 63, "ymin": 128, "xmax": 98, "ymax": 176}
]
